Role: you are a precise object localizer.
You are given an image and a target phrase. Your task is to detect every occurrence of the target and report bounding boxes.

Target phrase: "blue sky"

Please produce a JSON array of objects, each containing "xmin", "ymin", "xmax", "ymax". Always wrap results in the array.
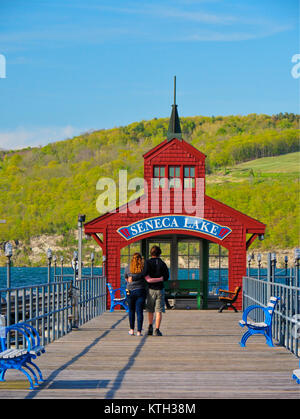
[{"xmin": 0, "ymin": 0, "xmax": 299, "ymax": 149}]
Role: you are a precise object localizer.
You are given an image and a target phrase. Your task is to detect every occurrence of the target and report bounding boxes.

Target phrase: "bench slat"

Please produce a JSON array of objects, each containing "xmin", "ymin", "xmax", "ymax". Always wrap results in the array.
[
  {"xmin": 0, "ymin": 349, "xmax": 15, "ymax": 359},
  {"xmin": 239, "ymin": 319, "xmax": 267, "ymax": 328},
  {"xmin": 29, "ymin": 345, "xmax": 45, "ymax": 355},
  {"xmin": 0, "ymin": 348, "xmax": 27, "ymax": 359}
]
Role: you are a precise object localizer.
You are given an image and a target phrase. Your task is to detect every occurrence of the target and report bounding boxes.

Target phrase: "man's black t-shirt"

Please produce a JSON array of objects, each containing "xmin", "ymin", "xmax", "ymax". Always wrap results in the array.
[{"xmin": 145, "ymin": 257, "xmax": 169, "ymax": 290}]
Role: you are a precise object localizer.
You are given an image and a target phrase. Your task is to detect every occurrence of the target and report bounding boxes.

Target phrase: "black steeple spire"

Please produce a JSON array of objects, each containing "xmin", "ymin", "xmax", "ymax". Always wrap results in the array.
[{"xmin": 167, "ymin": 76, "xmax": 182, "ymax": 141}]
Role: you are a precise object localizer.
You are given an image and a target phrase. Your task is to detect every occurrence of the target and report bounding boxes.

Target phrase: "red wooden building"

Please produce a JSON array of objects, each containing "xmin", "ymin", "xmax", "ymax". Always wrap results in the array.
[{"xmin": 84, "ymin": 87, "xmax": 265, "ymax": 310}]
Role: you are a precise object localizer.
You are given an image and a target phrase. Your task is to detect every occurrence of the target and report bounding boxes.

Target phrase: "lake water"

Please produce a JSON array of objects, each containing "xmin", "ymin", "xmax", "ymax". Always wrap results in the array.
[
  {"xmin": 0, "ymin": 266, "xmax": 288, "ymax": 293},
  {"xmin": 0, "ymin": 267, "xmax": 102, "ymax": 289}
]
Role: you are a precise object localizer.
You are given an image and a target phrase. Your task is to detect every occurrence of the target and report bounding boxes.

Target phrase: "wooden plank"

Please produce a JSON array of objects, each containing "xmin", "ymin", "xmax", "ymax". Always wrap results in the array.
[{"xmin": 0, "ymin": 310, "xmax": 299, "ymax": 399}]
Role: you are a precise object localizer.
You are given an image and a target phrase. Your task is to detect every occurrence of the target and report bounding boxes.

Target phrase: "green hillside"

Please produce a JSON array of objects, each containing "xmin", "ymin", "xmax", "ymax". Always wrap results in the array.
[
  {"xmin": 207, "ymin": 152, "xmax": 300, "ymax": 184},
  {"xmin": 0, "ymin": 112, "xmax": 299, "ymax": 265},
  {"xmin": 235, "ymin": 151, "xmax": 300, "ymax": 173}
]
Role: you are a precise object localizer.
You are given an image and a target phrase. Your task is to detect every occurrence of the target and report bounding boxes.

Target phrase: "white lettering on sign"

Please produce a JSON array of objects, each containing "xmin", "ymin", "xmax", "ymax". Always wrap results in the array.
[{"xmin": 118, "ymin": 215, "xmax": 231, "ymax": 241}]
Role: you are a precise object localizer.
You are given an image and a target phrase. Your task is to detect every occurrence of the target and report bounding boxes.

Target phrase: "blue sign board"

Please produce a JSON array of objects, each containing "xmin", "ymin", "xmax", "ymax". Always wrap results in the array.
[{"xmin": 117, "ymin": 215, "xmax": 231, "ymax": 241}]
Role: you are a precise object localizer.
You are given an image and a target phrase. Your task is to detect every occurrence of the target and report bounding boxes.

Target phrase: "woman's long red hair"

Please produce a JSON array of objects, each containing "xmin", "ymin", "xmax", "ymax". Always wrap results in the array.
[{"xmin": 130, "ymin": 253, "xmax": 144, "ymax": 274}]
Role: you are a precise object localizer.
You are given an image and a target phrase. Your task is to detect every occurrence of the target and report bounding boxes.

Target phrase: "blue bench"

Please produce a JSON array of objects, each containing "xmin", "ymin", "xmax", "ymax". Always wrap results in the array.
[
  {"xmin": 0, "ymin": 319, "xmax": 45, "ymax": 390},
  {"xmin": 107, "ymin": 283, "xmax": 129, "ymax": 312},
  {"xmin": 292, "ymin": 359, "xmax": 300, "ymax": 384},
  {"xmin": 239, "ymin": 296, "xmax": 280, "ymax": 347}
]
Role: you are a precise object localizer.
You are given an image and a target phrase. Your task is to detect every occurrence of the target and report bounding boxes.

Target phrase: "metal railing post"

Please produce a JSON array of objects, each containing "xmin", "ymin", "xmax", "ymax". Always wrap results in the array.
[
  {"xmin": 60, "ymin": 256, "xmax": 64, "ymax": 282},
  {"xmin": 5, "ymin": 243, "xmax": 13, "ymax": 347},
  {"xmin": 267, "ymin": 253, "xmax": 271, "ymax": 301}
]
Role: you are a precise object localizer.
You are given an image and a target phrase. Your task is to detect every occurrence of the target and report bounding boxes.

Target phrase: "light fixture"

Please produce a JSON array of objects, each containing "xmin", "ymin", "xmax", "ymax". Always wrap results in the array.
[
  {"xmin": 78, "ymin": 214, "xmax": 86, "ymax": 223},
  {"xmin": 271, "ymin": 252, "xmax": 276, "ymax": 262},
  {"xmin": 73, "ymin": 251, "xmax": 78, "ymax": 261},
  {"xmin": 47, "ymin": 248, "xmax": 52, "ymax": 260},
  {"xmin": 4, "ymin": 242, "xmax": 12, "ymax": 258},
  {"xmin": 257, "ymin": 253, "xmax": 261, "ymax": 263},
  {"xmin": 258, "ymin": 234, "xmax": 264, "ymax": 241},
  {"xmin": 91, "ymin": 252, "xmax": 95, "ymax": 262},
  {"xmin": 294, "ymin": 248, "xmax": 300, "ymax": 261}
]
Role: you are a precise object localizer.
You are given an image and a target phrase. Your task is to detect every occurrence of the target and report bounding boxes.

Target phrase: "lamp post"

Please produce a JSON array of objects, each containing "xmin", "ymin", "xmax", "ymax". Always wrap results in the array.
[
  {"xmin": 284, "ymin": 255, "xmax": 288, "ymax": 284},
  {"xmin": 257, "ymin": 253, "xmax": 262, "ymax": 281},
  {"xmin": 91, "ymin": 252, "xmax": 94, "ymax": 278},
  {"xmin": 47, "ymin": 248, "xmax": 52, "ymax": 284},
  {"xmin": 60, "ymin": 256, "xmax": 64, "ymax": 281},
  {"xmin": 71, "ymin": 251, "xmax": 79, "ymax": 329},
  {"xmin": 77, "ymin": 215, "xmax": 86, "ymax": 281},
  {"xmin": 5, "ymin": 242, "xmax": 12, "ymax": 331},
  {"xmin": 247, "ymin": 254, "xmax": 252, "ymax": 277},
  {"xmin": 53, "ymin": 255, "xmax": 57, "ymax": 281},
  {"xmin": 294, "ymin": 248, "xmax": 300, "ymax": 287},
  {"xmin": 271, "ymin": 252, "xmax": 276, "ymax": 283},
  {"xmin": 5, "ymin": 242, "xmax": 12, "ymax": 289},
  {"xmin": 72, "ymin": 251, "xmax": 78, "ymax": 284}
]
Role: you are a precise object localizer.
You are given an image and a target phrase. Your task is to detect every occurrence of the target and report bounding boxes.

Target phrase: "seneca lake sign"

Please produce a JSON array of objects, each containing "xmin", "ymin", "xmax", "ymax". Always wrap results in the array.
[{"xmin": 117, "ymin": 215, "xmax": 232, "ymax": 241}]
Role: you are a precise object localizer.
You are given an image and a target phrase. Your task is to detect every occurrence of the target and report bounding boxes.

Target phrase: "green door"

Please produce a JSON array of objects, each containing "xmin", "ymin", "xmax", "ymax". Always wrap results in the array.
[{"xmin": 145, "ymin": 236, "xmax": 208, "ymax": 309}]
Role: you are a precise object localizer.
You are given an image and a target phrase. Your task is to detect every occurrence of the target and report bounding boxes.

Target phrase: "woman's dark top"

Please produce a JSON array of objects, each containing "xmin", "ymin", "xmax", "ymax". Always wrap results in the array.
[
  {"xmin": 144, "ymin": 257, "xmax": 169, "ymax": 290},
  {"xmin": 124, "ymin": 265, "xmax": 147, "ymax": 291}
]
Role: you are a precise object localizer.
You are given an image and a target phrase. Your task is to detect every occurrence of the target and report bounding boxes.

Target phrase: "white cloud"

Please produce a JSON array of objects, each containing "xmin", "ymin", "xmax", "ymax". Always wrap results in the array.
[{"xmin": 0, "ymin": 125, "xmax": 81, "ymax": 150}]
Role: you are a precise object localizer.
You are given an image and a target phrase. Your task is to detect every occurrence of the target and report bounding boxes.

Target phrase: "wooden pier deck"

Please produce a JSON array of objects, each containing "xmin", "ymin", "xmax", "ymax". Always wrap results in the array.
[{"xmin": 0, "ymin": 310, "xmax": 299, "ymax": 399}]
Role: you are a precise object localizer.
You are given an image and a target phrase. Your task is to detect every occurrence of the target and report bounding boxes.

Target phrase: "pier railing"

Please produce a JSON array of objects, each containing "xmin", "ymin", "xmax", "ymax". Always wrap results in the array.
[
  {"xmin": 0, "ymin": 275, "xmax": 106, "ymax": 349},
  {"xmin": 243, "ymin": 275, "xmax": 300, "ymax": 357}
]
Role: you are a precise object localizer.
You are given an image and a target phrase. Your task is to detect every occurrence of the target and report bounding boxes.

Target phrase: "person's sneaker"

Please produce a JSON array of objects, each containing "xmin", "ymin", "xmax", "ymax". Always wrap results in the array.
[
  {"xmin": 154, "ymin": 328, "xmax": 162, "ymax": 336},
  {"xmin": 147, "ymin": 325, "xmax": 153, "ymax": 335}
]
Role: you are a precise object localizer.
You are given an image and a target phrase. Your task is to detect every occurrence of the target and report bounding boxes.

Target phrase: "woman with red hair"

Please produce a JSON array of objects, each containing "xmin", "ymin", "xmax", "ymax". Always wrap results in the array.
[{"xmin": 125, "ymin": 253, "xmax": 147, "ymax": 336}]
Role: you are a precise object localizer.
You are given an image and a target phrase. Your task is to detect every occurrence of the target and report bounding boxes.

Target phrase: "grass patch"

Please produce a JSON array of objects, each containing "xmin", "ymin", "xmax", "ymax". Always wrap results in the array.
[{"xmin": 235, "ymin": 151, "xmax": 300, "ymax": 173}]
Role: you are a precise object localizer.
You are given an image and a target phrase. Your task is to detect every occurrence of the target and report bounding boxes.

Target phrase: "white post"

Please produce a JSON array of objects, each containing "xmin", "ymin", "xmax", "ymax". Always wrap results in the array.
[
  {"xmin": 77, "ymin": 215, "xmax": 86, "ymax": 281},
  {"xmin": 78, "ymin": 220, "xmax": 82, "ymax": 281}
]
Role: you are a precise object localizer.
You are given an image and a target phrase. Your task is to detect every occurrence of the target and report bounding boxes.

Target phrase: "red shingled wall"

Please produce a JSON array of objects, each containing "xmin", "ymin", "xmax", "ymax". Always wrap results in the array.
[{"xmin": 86, "ymin": 138, "xmax": 250, "ymax": 310}]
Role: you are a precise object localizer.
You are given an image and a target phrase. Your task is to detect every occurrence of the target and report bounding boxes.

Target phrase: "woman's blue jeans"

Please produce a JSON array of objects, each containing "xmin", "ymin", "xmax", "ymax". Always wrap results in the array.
[{"xmin": 127, "ymin": 288, "xmax": 147, "ymax": 332}]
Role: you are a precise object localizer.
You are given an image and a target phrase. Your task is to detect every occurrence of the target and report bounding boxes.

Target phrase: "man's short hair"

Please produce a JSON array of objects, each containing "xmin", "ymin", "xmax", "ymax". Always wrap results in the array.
[{"xmin": 150, "ymin": 245, "xmax": 161, "ymax": 257}]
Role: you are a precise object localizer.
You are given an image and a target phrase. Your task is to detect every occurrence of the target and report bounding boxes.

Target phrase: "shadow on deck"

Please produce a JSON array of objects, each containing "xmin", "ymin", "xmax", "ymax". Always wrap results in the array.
[{"xmin": 0, "ymin": 310, "xmax": 299, "ymax": 399}]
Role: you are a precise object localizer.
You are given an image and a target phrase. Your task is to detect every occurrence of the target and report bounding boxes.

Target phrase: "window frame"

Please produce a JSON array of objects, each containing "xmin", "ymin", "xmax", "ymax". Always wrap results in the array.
[
  {"xmin": 153, "ymin": 165, "xmax": 166, "ymax": 189},
  {"xmin": 184, "ymin": 166, "xmax": 196, "ymax": 189},
  {"xmin": 168, "ymin": 165, "xmax": 181, "ymax": 189}
]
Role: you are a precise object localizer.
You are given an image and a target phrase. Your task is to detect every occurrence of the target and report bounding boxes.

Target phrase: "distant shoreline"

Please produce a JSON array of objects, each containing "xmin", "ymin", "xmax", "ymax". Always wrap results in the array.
[{"xmin": 0, "ymin": 248, "xmax": 297, "ymax": 269}]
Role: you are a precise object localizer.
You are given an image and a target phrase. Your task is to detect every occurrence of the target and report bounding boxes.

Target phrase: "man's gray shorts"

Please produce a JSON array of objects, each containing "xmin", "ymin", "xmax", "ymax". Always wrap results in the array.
[{"xmin": 146, "ymin": 289, "xmax": 165, "ymax": 313}]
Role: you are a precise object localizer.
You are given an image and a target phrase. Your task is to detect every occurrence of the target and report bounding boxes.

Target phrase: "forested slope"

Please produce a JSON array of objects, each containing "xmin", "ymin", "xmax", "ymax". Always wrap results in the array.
[{"xmin": 0, "ymin": 112, "xmax": 299, "ymax": 265}]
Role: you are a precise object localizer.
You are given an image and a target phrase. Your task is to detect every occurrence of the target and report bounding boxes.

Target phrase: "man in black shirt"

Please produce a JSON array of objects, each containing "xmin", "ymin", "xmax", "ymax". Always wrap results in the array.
[{"xmin": 145, "ymin": 245, "xmax": 169, "ymax": 336}]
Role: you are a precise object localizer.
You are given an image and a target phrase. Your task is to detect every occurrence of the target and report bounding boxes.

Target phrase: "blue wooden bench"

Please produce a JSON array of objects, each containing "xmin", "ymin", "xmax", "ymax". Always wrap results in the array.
[
  {"xmin": 107, "ymin": 283, "xmax": 129, "ymax": 312},
  {"xmin": 0, "ymin": 318, "xmax": 45, "ymax": 390},
  {"xmin": 239, "ymin": 296, "xmax": 280, "ymax": 347}
]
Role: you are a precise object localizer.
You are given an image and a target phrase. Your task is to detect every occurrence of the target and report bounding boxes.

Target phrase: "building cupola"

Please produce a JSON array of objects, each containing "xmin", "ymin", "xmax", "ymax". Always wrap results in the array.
[{"xmin": 167, "ymin": 76, "xmax": 182, "ymax": 141}]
